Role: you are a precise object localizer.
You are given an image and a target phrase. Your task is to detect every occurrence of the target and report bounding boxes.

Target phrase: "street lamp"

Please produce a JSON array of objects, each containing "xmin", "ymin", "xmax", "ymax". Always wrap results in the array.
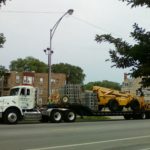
[{"xmin": 44, "ymin": 9, "xmax": 74, "ymax": 99}]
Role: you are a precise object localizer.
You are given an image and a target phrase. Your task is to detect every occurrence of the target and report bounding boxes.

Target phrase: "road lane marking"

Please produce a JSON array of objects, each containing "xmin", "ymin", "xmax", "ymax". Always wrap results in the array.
[{"xmin": 25, "ymin": 135, "xmax": 150, "ymax": 150}]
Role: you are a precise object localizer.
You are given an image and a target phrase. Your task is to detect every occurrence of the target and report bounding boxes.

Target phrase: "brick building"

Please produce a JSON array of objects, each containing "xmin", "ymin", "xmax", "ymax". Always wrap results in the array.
[{"xmin": 0, "ymin": 71, "xmax": 66, "ymax": 104}]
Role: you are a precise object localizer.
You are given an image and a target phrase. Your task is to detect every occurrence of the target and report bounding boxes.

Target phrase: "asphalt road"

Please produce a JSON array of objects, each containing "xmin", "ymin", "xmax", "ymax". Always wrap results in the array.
[{"xmin": 0, "ymin": 119, "xmax": 150, "ymax": 150}]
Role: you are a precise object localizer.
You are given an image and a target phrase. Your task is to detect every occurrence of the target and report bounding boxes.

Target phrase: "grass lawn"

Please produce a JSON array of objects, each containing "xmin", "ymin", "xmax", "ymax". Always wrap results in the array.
[{"xmin": 76, "ymin": 116, "xmax": 110, "ymax": 122}]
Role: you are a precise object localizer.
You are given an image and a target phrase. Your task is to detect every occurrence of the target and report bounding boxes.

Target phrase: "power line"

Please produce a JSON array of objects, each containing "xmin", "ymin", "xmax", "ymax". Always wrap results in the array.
[
  {"xmin": 72, "ymin": 16, "xmax": 111, "ymax": 34},
  {"xmin": 0, "ymin": 10, "xmax": 64, "ymax": 14},
  {"xmin": 72, "ymin": 16, "xmax": 126, "ymax": 38},
  {"xmin": 1, "ymin": 10, "xmax": 121, "ymax": 37}
]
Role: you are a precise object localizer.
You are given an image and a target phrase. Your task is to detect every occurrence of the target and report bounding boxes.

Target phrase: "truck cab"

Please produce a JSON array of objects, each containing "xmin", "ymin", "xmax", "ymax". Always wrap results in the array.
[
  {"xmin": 10, "ymin": 85, "xmax": 37, "ymax": 110},
  {"xmin": 0, "ymin": 85, "xmax": 77, "ymax": 124},
  {"xmin": 0, "ymin": 85, "xmax": 41, "ymax": 124}
]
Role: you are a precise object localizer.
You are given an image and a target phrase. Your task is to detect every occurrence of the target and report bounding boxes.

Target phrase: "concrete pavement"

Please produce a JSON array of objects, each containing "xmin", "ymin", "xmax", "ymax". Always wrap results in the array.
[{"xmin": 0, "ymin": 119, "xmax": 150, "ymax": 150}]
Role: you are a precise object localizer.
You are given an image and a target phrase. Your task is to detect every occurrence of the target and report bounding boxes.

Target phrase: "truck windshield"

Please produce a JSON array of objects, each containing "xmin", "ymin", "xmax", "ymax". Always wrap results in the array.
[{"xmin": 10, "ymin": 88, "xmax": 20, "ymax": 96}]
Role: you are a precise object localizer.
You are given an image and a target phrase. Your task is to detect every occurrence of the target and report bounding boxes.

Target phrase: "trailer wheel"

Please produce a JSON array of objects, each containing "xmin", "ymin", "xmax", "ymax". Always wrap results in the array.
[
  {"xmin": 50, "ymin": 110, "xmax": 62, "ymax": 123},
  {"xmin": 132, "ymin": 114, "xmax": 140, "ymax": 120},
  {"xmin": 145, "ymin": 113, "xmax": 150, "ymax": 119},
  {"xmin": 139, "ymin": 113, "xmax": 146, "ymax": 119},
  {"xmin": 0, "ymin": 118, "xmax": 3, "ymax": 124},
  {"xmin": 108, "ymin": 99, "xmax": 119, "ymax": 112},
  {"xmin": 4, "ymin": 109, "xmax": 19, "ymax": 124},
  {"xmin": 63, "ymin": 110, "xmax": 76, "ymax": 122},
  {"xmin": 123, "ymin": 114, "xmax": 132, "ymax": 120},
  {"xmin": 130, "ymin": 99, "xmax": 140, "ymax": 111}
]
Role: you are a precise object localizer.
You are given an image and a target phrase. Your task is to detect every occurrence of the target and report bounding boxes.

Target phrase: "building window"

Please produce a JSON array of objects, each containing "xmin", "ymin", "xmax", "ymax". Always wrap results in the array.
[
  {"xmin": 123, "ymin": 83, "xmax": 128, "ymax": 87},
  {"xmin": 40, "ymin": 78, "xmax": 44, "ymax": 84},
  {"xmin": 23, "ymin": 76, "xmax": 34, "ymax": 85},
  {"xmin": 16, "ymin": 75, "xmax": 20, "ymax": 84},
  {"xmin": 51, "ymin": 79, "xmax": 56, "ymax": 83},
  {"xmin": 39, "ymin": 89, "xmax": 43, "ymax": 95}
]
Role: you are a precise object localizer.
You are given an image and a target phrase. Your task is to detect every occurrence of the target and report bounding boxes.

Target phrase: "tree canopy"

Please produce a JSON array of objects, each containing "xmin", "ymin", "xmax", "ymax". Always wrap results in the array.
[
  {"xmin": 0, "ymin": 0, "xmax": 6, "ymax": 48},
  {"xmin": 9, "ymin": 58, "xmax": 85, "ymax": 84},
  {"xmin": 0, "ymin": 0, "xmax": 6, "ymax": 6},
  {"xmin": 0, "ymin": 65, "xmax": 7, "ymax": 77},
  {"xmin": 121, "ymin": 0, "xmax": 150, "ymax": 7},
  {"xmin": 52, "ymin": 63, "xmax": 85, "ymax": 84},
  {"xmin": 9, "ymin": 56, "xmax": 48, "ymax": 73},
  {"xmin": 84, "ymin": 80, "xmax": 121, "ymax": 91},
  {"xmin": 0, "ymin": 33, "xmax": 5, "ymax": 48},
  {"xmin": 95, "ymin": 0, "xmax": 150, "ymax": 87}
]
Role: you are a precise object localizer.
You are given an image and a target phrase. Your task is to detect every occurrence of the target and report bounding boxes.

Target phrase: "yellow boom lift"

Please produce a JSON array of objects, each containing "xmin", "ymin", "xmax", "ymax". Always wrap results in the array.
[{"xmin": 93, "ymin": 86, "xmax": 145, "ymax": 112}]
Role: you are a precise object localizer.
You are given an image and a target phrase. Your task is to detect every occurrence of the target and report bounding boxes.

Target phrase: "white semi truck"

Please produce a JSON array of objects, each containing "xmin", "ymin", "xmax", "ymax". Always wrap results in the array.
[
  {"xmin": 1, "ymin": 84, "xmax": 150, "ymax": 124},
  {"xmin": 0, "ymin": 85, "xmax": 76, "ymax": 124}
]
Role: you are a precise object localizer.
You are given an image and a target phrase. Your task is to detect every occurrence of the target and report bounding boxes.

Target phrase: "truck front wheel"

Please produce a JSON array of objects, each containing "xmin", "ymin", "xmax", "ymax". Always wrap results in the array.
[{"xmin": 4, "ymin": 109, "xmax": 19, "ymax": 124}]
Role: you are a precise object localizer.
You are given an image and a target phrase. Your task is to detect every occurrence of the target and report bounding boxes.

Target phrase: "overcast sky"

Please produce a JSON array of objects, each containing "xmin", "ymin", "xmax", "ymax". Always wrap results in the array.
[{"xmin": 0, "ymin": 0, "xmax": 150, "ymax": 84}]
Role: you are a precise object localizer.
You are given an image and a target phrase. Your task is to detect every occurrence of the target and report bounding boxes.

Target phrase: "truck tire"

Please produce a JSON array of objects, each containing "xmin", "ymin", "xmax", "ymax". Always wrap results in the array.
[
  {"xmin": 50, "ymin": 109, "xmax": 62, "ymax": 123},
  {"xmin": 132, "ymin": 114, "xmax": 141, "ymax": 119},
  {"xmin": 123, "ymin": 114, "xmax": 132, "ymax": 120},
  {"xmin": 145, "ymin": 113, "xmax": 150, "ymax": 119},
  {"xmin": 108, "ymin": 99, "xmax": 119, "ymax": 112},
  {"xmin": 63, "ymin": 110, "xmax": 76, "ymax": 122},
  {"xmin": 130, "ymin": 99, "xmax": 140, "ymax": 111},
  {"xmin": 0, "ymin": 118, "xmax": 3, "ymax": 124},
  {"xmin": 138, "ymin": 113, "xmax": 146, "ymax": 119},
  {"xmin": 4, "ymin": 109, "xmax": 19, "ymax": 124}
]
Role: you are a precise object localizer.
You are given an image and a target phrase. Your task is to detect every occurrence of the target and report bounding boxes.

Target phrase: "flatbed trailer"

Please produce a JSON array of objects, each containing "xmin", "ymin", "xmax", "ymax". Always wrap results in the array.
[{"xmin": 61, "ymin": 103, "xmax": 150, "ymax": 120}]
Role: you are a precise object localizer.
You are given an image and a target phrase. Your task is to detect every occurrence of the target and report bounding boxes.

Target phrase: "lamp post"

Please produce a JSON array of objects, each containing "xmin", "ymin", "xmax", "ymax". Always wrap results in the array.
[{"xmin": 44, "ymin": 9, "xmax": 74, "ymax": 99}]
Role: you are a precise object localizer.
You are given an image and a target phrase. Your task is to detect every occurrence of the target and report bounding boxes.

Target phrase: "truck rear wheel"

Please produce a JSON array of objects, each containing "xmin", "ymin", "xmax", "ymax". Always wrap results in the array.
[
  {"xmin": 50, "ymin": 109, "xmax": 62, "ymax": 123},
  {"xmin": 63, "ymin": 110, "xmax": 76, "ymax": 122},
  {"xmin": 4, "ymin": 109, "xmax": 19, "ymax": 124}
]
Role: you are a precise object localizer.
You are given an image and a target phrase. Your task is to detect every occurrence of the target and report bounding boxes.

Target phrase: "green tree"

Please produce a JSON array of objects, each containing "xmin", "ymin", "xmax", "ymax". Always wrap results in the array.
[
  {"xmin": 9, "ymin": 56, "xmax": 48, "ymax": 73},
  {"xmin": 0, "ymin": 0, "xmax": 7, "ymax": 47},
  {"xmin": 0, "ymin": 0, "xmax": 6, "ymax": 7},
  {"xmin": 121, "ymin": 0, "xmax": 150, "ymax": 7},
  {"xmin": 52, "ymin": 63, "xmax": 86, "ymax": 84},
  {"xmin": 95, "ymin": 1, "xmax": 150, "ymax": 87},
  {"xmin": 0, "ymin": 65, "xmax": 7, "ymax": 77},
  {"xmin": 0, "ymin": 32, "xmax": 5, "ymax": 48},
  {"xmin": 84, "ymin": 80, "xmax": 121, "ymax": 91}
]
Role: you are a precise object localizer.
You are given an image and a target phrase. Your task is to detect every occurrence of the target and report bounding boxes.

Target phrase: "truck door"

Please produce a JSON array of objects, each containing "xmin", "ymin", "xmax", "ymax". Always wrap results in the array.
[
  {"xmin": 0, "ymin": 98, "xmax": 4, "ymax": 112},
  {"xmin": 20, "ymin": 88, "xmax": 27, "ymax": 109},
  {"xmin": 19, "ymin": 88, "xmax": 32, "ymax": 109}
]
